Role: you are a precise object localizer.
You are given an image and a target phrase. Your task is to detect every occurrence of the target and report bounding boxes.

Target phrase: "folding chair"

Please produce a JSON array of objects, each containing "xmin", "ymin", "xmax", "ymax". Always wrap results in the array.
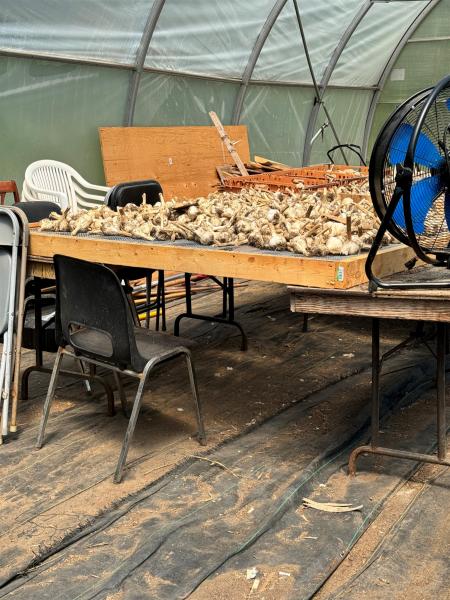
[
  {"xmin": 12, "ymin": 202, "xmax": 115, "ymax": 419},
  {"xmin": 0, "ymin": 208, "xmax": 24, "ymax": 437}
]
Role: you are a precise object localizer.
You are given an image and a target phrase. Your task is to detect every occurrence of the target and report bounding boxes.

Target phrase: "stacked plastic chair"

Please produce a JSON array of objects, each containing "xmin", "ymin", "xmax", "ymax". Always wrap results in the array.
[
  {"xmin": 23, "ymin": 160, "xmax": 110, "ymax": 211},
  {"xmin": 0, "ymin": 206, "xmax": 28, "ymax": 440}
]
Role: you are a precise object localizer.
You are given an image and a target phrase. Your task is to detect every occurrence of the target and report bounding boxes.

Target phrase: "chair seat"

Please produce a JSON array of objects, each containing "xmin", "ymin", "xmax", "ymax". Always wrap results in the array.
[
  {"xmin": 70, "ymin": 326, "xmax": 194, "ymax": 371},
  {"xmin": 135, "ymin": 328, "xmax": 194, "ymax": 360}
]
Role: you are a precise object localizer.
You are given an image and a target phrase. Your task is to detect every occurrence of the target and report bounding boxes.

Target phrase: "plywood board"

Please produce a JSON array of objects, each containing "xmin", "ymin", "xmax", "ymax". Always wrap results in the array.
[
  {"xmin": 99, "ymin": 126, "xmax": 250, "ymax": 200},
  {"xmin": 28, "ymin": 232, "xmax": 415, "ymax": 290}
]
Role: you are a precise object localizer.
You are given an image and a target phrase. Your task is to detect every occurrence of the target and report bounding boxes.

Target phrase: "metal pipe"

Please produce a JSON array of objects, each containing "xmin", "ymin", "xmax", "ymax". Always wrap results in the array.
[
  {"xmin": 0, "ymin": 48, "xmax": 134, "ymax": 69},
  {"xmin": 349, "ymin": 445, "xmax": 450, "ymax": 475},
  {"xmin": 371, "ymin": 318, "xmax": 381, "ymax": 448},
  {"xmin": 124, "ymin": 0, "xmax": 167, "ymax": 126},
  {"xmin": 302, "ymin": 1, "xmax": 372, "ymax": 165},
  {"xmin": 437, "ymin": 322, "xmax": 447, "ymax": 460},
  {"xmin": 231, "ymin": 0, "xmax": 289, "ymax": 124},
  {"xmin": 292, "ymin": 0, "xmax": 348, "ymax": 165},
  {"xmin": 0, "ymin": 48, "xmax": 377, "ymax": 90}
]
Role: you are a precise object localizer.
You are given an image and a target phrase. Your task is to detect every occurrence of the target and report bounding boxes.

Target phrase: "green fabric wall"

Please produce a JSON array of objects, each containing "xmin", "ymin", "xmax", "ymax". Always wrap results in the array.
[{"xmin": 370, "ymin": 0, "xmax": 450, "ymax": 151}]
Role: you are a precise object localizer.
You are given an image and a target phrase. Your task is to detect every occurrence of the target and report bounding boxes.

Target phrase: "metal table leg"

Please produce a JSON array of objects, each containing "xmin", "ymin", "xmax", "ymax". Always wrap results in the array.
[
  {"xmin": 437, "ymin": 322, "xmax": 447, "ymax": 460},
  {"xmin": 174, "ymin": 274, "xmax": 248, "ymax": 350},
  {"xmin": 349, "ymin": 320, "xmax": 450, "ymax": 475}
]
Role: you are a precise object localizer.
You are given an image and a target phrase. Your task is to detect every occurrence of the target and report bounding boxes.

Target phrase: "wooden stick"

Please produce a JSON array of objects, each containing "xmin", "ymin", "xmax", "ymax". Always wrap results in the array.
[
  {"xmin": 253, "ymin": 155, "xmax": 292, "ymax": 170},
  {"xmin": 209, "ymin": 111, "xmax": 249, "ymax": 177},
  {"xmin": 190, "ymin": 454, "xmax": 240, "ymax": 478},
  {"xmin": 324, "ymin": 212, "xmax": 346, "ymax": 225}
]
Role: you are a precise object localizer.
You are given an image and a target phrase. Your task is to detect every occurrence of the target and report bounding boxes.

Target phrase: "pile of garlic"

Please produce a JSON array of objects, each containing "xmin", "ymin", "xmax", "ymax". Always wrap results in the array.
[{"xmin": 39, "ymin": 184, "xmax": 395, "ymax": 256}]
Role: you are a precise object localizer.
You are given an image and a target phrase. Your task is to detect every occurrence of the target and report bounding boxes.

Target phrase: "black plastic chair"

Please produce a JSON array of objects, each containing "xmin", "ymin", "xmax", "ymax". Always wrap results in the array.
[
  {"xmin": 16, "ymin": 201, "xmax": 114, "ymax": 411},
  {"xmin": 36, "ymin": 255, "xmax": 206, "ymax": 483},
  {"xmin": 107, "ymin": 179, "xmax": 162, "ymax": 210},
  {"xmin": 107, "ymin": 180, "xmax": 166, "ymax": 330},
  {"xmin": 14, "ymin": 201, "xmax": 60, "ymax": 222}
]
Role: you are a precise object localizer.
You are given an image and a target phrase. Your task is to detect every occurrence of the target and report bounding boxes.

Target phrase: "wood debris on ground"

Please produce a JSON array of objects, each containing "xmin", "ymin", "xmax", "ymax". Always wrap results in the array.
[{"xmin": 303, "ymin": 497, "xmax": 363, "ymax": 513}]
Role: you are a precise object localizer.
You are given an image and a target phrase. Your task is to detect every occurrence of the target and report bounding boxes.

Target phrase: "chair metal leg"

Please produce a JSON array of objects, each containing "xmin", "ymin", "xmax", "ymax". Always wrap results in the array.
[
  {"xmin": 145, "ymin": 273, "xmax": 151, "ymax": 329},
  {"xmin": 184, "ymin": 351, "xmax": 207, "ymax": 445},
  {"xmin": 114, "ymin": 371, "xmax": 149, "ymax": 483},
  {"xmin": 159, "ymin": 270, "xmax": 167, "ymax": 332},
  {"xmin": 113, "ymin": 371, "xmax": 128, "ymax": 417},
  {"xmin": 77, "ymin": 359, "xmax": 92, "ymax": 394},
  {"xmin": 36, "ymin": 348, "xmax": 64, "ymax": 449}
]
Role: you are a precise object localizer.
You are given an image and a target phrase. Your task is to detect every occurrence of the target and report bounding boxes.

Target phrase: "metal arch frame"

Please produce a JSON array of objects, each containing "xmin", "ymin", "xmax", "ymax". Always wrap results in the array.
[
  {"xmin": 231, "ymin": 0, "xmax": 289, "ymax": 125},
  {"xmin": 124, "ymin": 0, "xmax": 166, "ymax": 126},
  {"xmin": 0, "ymin": 0, "xmax": 439, "ymax": 141},
  {"xmin": 361, "ymin": 0, "xmax": 441, "ymax": 159},
  {"xmin": 301, "ymin": 0, "xmax": 372, "ymax": 166}
]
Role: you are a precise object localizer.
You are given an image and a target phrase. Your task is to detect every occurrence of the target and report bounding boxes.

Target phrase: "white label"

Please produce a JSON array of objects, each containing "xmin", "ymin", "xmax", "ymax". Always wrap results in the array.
[
  {"xmin": 390, "ymin": 68, "xmax": 405, "ymax": 81},
  {"xmin": 336, "ymin": 265, "xmax": 345, "ymax": 282}
]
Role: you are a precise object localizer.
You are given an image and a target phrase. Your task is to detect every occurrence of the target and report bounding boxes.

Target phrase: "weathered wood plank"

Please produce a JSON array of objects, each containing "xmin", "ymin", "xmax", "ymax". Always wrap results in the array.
[{"xmin": 290, "ymin": 292, "xmax": 450, "ymax": 322}]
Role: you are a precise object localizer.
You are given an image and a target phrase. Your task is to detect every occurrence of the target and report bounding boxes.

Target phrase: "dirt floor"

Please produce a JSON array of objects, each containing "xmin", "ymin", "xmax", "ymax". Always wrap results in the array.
[{"xmin": 0, "ymin": 281, "xmax": 449, "ymax": 599}]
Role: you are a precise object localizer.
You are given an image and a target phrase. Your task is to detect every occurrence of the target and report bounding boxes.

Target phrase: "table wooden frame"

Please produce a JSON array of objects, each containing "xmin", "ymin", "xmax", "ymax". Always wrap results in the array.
[{"xmin": 28, "ymin": 232, "xmax": 415, "ymax": 290}]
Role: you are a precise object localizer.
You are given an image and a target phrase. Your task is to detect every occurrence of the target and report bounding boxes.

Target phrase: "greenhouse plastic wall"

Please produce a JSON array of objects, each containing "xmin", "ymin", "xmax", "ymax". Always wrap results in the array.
[
  {"xmin": 370, "ymin": 0, "xmax": 450, "ymax": 150},
  {"xmin": 0, "ymin": 0, "xmax": 444, "ymax": 193}
]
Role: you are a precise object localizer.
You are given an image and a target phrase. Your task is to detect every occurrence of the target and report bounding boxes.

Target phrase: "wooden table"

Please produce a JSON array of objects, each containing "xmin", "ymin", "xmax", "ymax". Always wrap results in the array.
[
  {"xmin": 25, "ymin": 231, "xmax": 424, "ymax": 459},
  {"xmin": 28, "ymin": 231, "xmax": 415, "ymax": 289},
  {"xmin": 290, "ymin": 266, "xmax": 450, "ymax": 474}
]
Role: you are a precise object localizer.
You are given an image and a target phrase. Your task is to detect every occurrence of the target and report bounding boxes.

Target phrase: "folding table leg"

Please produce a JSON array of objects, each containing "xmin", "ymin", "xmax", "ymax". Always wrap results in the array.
[
  {"xmin": 349, "ymin": 318, "xmax": 450, "ymax": 475},
  {"xmin": 436, "ymin": 322, "xmax": 447, "ymax": 460}
]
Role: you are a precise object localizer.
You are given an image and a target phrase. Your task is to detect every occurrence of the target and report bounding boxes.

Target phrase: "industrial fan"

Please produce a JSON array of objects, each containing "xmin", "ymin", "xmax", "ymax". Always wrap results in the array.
[{"xmin": 366, "ymin": 74, "xmax": 450, "ymax": 290}]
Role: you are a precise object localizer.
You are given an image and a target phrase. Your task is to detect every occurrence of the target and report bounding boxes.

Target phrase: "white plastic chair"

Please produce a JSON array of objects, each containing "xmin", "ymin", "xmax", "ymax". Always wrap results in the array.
[{"xmin": 23, "ymin": 160, "xmax": 110, "ymax": 212}]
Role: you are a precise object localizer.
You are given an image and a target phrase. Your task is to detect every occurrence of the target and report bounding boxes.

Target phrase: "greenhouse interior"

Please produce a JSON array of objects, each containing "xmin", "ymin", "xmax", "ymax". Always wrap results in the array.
[{"xmin": 1, "ymin": 0, "xmax": 450, "ymax": 598}]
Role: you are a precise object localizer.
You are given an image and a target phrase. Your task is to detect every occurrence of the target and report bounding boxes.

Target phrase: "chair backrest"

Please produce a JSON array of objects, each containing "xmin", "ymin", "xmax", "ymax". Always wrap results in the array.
[
  {"xmin": 24, "ymin": 160, "xmax": 108, "ymax": 211},
  {"xmin": 14, "ymin": 201, "xmax": 61, "ymax": 223},
  {"xmin": 25, "ymin": 160, "xmax": 75, "ymax": 209},
  {"xmin": 107, "ymin": 179, "xmax": 163, "ymax": 211},
  {"xmin": 54, "ymin": 255, "xmax": 141, "ymax": 370},
  {"xmin": 0, "ymin": 181, "xmax": 20, "ymax": 205}
]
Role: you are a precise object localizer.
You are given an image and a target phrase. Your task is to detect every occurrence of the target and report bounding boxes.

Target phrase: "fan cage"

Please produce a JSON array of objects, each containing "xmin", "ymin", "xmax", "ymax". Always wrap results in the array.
[{"xmin": 381, "ymin": 89, "xmax": 450, "ymax": 255}]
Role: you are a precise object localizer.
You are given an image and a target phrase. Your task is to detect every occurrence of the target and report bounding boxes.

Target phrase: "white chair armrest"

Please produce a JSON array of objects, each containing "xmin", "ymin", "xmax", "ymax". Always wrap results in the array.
[
  {"xmin": 72, "ymin": 171, "xmax": 110, "ymax": 193},
  {"xmin": 86, "ymin": 183, "xmax": 111, "ymax": 193},
  {"xmin": 25, "ymin": 181, "xmax": 69, "ymax": 206}
]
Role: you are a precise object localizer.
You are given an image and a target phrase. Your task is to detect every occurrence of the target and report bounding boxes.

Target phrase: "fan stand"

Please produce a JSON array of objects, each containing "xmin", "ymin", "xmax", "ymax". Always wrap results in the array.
[{"xmin": 366, "ymin": 165, "xmax": 450, "ymax": 291}]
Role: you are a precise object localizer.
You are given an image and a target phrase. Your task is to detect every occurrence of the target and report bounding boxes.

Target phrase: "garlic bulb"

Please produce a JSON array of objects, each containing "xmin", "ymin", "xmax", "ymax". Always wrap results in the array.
[
  {"xmin": 326, "ymin": 236, "xmax": 344, "ymax": 254},
  {"xmin": 39, "ymin": 179, "xmax": 391, "ymax": 257}
]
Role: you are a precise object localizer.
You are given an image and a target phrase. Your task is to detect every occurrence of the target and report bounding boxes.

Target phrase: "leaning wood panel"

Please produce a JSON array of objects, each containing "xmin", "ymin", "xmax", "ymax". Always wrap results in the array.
[
  {"xmin": 28, "ymin": 232, "xmax": 415, "ymax": 289},
  {"xmin": 99, "ymin": 126, "xmax": 250, "ymax": 199}
]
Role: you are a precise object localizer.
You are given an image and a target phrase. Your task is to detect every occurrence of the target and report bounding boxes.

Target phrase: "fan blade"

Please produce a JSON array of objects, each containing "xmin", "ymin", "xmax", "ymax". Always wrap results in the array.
[
  {"xmin": 389, "ymin": 123, "xmax": 443, "ymax": 168},
  {"xmin": 393, "ymin": 174, "xmax": 442, "ymax": 234}
]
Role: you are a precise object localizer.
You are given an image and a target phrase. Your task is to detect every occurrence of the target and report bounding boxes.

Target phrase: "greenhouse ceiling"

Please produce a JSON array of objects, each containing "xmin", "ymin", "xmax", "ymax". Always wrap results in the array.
[{"xmin": 0, "ymin": 0, "xmax": 447, "ymax": 185}]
